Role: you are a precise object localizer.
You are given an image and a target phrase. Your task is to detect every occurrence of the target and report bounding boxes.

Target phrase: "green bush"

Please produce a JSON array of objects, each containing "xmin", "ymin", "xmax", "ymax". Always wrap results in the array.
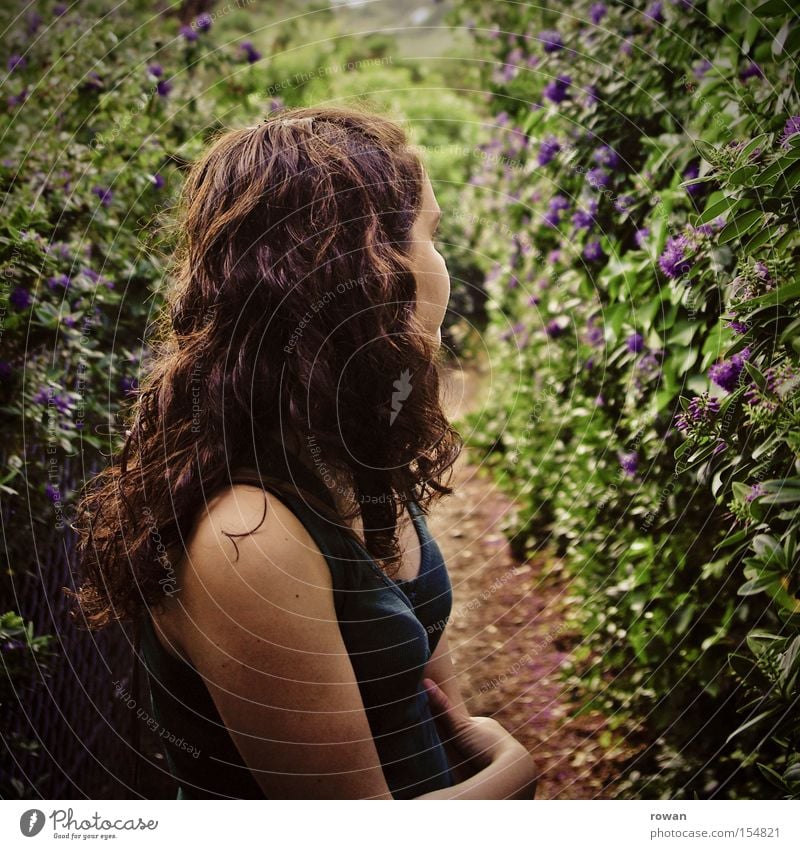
[{"xmin": 453, "ymin": 0, "xmax": 800, "ymax": 797}]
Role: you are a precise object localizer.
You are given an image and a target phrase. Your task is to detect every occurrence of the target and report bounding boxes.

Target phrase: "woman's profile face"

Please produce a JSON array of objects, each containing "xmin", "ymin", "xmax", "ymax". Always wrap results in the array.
[{"xmin": 405, "ymin": 171, "xmax": 451, "ymax": 348}]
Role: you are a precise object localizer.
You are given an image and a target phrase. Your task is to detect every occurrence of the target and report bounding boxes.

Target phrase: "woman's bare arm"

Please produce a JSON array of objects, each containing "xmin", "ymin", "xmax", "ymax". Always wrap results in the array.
[
  {"xmin": 172, "ymin": 485, "xmax": 395, "ymax": 799},
  {"xmin": 170, "ymin": 485, "xmax": 535, "ymax": 800}
]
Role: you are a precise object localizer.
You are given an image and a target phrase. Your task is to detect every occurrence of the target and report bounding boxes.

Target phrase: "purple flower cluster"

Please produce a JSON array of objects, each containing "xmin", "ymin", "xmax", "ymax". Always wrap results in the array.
[
  {"xmin": 589, "ymin": 3, "xmax": 607, "ymax": 24},
  {"xmin": 626, "ymin": 332, "xmax": 645, "ymax": 354},
  {"xmin": 693, "ymin": 59, "xmax": 712, "ymax": 80},
  {"xmin": 593, "ymin": 144, "xmax": 621, "ymax": 169},
  {"xmin": 675, "ymin": 392, "xmax": 721, "ymax": 432},
  {"xmin": 584, "ymin": 317, "xmax": 604, "ymax": 348},
  {"xmin": 586, "ymin": 167, "xmax": 610, "ymax": 189},
  {"xmin": 572, "ymin": 199, "xmax": 598, "ymax": 230},
  {"xmin": 179, "ymin": 24, "xmax": 198, "ymax": 42},
  {"xmin": 634, "ymin": 227, "xmax": 650, "ymax": 248},
  {"xmin": 658, "ymin": 233, "xmax": 692, "ymax": 279},
  {"xmin": 543, "ymin": 194, "xmax": 570, "ymax": 227},
  {"xmin": 740, "ymin": 61, "xmax": 764, "ymax": 81},
  {"xmin": 780, "ymin": 115, "xmax": 800, "ymax": 149},
  {"xmin": 619, "ymin": 451, "xmax": 638, "ymax": 478},
  {"xmin": 583, "ymin": 240, "xmax": 604, "ymax": 262},
  {"xmin": 537, "ymin": 137, "xmax": 561, "ymax": 166},
  {"xmin": 8, "ymin": 54, "xmax": 26, "ymax": 72},
  {"xmin": 683, "ymin": 160, "xmax": 703, "ymax": 196},
  {"xmin": 545, "ymin": 319, "xmax": 565, "ymax": 338},
  {"xmin": 10, "ymin": 287, "xmax": 31, "ymax": 310},
  {"xmin": 240, "ymin": 41, "xmax": 262, "ymax": 63},
  {"xmin": 708, "ymin": 347, "xmax": 751, "ymax": 392},
  {"xmin": 543, "ymin": 74, "xmax": 571, "ymax": 104},
  {"xmin": 614, "ymin": 195, "xmax": 633, "ymax": 213},
  {"xmin": 92, "ymin": 185, "xmax": 113, "ymax": 207},
  {"xmin": 538, "ymin": 30, "xmax": 563, "ymax": 53},
  {"xmin": 726, "ymin": 320, "xmax": 749, "ymax": 335},
  {"xmin": 634, "ymin": 349, "xmax": 663, "ymax": 390},
  {"xmin": 645, "ymin": 2, "xmax": 664, "ymax": 23}
]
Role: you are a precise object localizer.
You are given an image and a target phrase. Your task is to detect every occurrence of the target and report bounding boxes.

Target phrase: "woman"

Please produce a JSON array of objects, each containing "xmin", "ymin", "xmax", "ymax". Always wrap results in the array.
[{"xmin": 73, "ymin": 105, "xmax": 538, "ymax": 799}]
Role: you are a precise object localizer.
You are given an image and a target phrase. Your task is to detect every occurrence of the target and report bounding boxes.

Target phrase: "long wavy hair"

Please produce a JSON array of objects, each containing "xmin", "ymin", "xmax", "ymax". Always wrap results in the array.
[{"xmin": 71, "ymin": 105, "xmax": 462, "ymax": 629}]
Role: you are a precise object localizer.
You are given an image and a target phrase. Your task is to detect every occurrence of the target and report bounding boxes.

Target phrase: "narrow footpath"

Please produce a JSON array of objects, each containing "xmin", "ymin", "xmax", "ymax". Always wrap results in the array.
[{"xmin": 430, "ymin": 359, "xmax": 638, "ymax": 799}]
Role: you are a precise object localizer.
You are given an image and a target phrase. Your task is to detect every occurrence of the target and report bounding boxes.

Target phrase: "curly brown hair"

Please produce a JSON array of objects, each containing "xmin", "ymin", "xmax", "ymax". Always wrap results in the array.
[{"xmin": 70, "ymin": 105, "xmax": 462, "ymax": 629}]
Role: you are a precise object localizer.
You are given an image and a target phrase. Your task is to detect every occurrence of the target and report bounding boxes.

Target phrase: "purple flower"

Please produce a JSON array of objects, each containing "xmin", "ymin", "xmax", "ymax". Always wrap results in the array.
[
  {"xmin": 147, "ymin": 63, "xmax": 163, "ymax": 78},
  {"xmin": 645, "ymin": 2, "xmax": 664, "ymax": 23},
  {"xmin": 8, "ymin": 94, "xmax": 27, "ymax": 113},
  {"xmin": 583, "ymin": 240, "xmax": 604, "ymax": 261},
  {"xmin": 156, "ymin": 79, "xmax": 172, "ymax": 97},
  {"xmin": 528, "ymin": 294, "xmax": 540, "ymax": 306},
  {"xmin": 595, "ymin": 394, "xmax": 605, "ymax": 406},
  {"xmin": 537, "ymin": 137, "xmax": 561, "ymax": 166},
  {"xmin": 572, "ymin": 200, "xmax": 598, "ymax": 230},
  {"xmin": 538, "ymin": 30, "xmax": 563, "ymax": 52},
  {"xmin": 691, "ymin": 394, "xmax": 719, "ymax": 420},
  {"xmin": 547, "ymin": 249, "xmax": 561, "ymax": 265},
  {"xmin": 683, "ymin": 160, "xmax": 703, "ymax": 196},
  {"xmin": 47, "ymin": 273, "xmax": 71, "ymax": 290},
  {"xmin": 658, "ymin": 233, "xmax": 692, "ymax": 279},
  {"xmin": 240, "ymin": 40, "xmax": 262, "ymax": 63},
  {"xmin": 692, "ymin": 59, "xmax": 712, "ymax": 80},
  {"xmin": 593, "ymin": 144, "xmax": 621, "ymax": 169},
  {"xmin": 626, "ymin": 332, "xmax": 645, "ymax": 353},
  {"xmin": 780, "ymin": 115, "xmax": 800, "ymax": 149},
  {"xmin": 119, "ymin": 376, "xmax": 139, "ymax": 395},
  {"xmin": 611, "ymin": 194, "xmax": 631, "ymax": 213},
  {"xmin": 586, "ymin": 167, "xmax": 610, "ymax": 189},
  {"xmin": 745, "ymin": 483, "xmax": 763, "ymax": 503},
  {"xmin": 7, "ymin": 54, "xmax": 26, "ymax": 72},
  {"xmin": 543, "ymin": 74, "xmax": 571, "ymax": 104},
  {"xmin": 150, "ymin": 173, "xmax": 165, "ymax": 189},
  {"xmin": 708, "ymin": 347, "xmax": 751, "ymax": 392},
  {"xmin": 545, "ymin": 319, "xmax": 564, "ymax": 338},
  {"xmin": 179, "ymin": 24, "xmax": 198, "ymax": 42},
  {"xmin": 27, "ymin": 11, "xmax": 43, "ymax": 34},
  {"xmin": 726, "ymin": 320, "xmax": 748, "ymax": 335},
  {"xmin": 45, "ymin": 483, "xmax": 60, "ymax": 503},
  {"xmin": 713, "ymin": 439, "xmax": 727, "ymax": 455},
  {"xmin": 10, "ymin": 286, "xmax": 31, "ymax": 310},
  {"xmin": 619, "ymin": 451, "xmax": 638, "ymax": 478},
  {"xmin": 92, "ymin": 185, "xmax": 113, "ymax": 207},
  {"xmin": 0, "ymin": 361, "xmax": 12, "ymax": 381},
  {"xmin": 634, "ymin": 227, "xmax": 650, "ymax": 248},
  {"xmin": 589, "ymin": 3, "xmax": 607, "ymax": 24},
  {"xmin": 549, "ymin": 194, "xmax": 570, "ymax": 213},
  {"xmin": 54, "ymin": 3, "xmax": 68, "ymax": 15},
  {"xmin": 740, "ymin": 61, "xmax": 764, "ymax": 81},
  {"xmin": 585, "ymin": 320, "xmax": 604, "ymax": 347},
  {"xmin": 195, "ymin": 13, "xmax": 213, "ymax": 32},
  {"xmin": 542, "ymin": 209, "xmax": 561, "ymax": 228}
]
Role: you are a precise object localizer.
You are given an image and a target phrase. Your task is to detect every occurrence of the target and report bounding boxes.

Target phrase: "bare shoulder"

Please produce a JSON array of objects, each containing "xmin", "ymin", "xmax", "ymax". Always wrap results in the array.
[{"xmin": 165, "ymin": 483, "xmax": 394, "ymax": 799}]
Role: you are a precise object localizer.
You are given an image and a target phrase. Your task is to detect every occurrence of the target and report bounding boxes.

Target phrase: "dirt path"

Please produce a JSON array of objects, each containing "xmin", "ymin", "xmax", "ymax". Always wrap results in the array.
[{"xmin": 430, "ymin": 359, "xmax": 637, "ymax": 799}]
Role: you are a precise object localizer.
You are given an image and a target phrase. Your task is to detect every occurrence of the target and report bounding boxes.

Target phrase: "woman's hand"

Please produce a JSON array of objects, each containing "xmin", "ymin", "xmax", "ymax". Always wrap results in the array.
[{"xmin": 423, "ymin": 677, "xmax": 538, "ymax": 798}]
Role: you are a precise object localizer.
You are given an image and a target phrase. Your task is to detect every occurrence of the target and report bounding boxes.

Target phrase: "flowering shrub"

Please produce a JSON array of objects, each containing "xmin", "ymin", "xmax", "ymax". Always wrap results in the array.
[
  {"xmin": 455, "ymin": 0, "xmax": 800, "ymax": 797},
  {"xmin": 0, "ymin": 0, "xmax": 484, "ymax": 795}
]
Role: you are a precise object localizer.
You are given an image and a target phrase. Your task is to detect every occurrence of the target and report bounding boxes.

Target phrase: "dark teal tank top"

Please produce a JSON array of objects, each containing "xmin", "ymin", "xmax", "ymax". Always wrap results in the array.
[{"xmin": 138, "ymin": 451, "xmax": 455, "ymax": 800}]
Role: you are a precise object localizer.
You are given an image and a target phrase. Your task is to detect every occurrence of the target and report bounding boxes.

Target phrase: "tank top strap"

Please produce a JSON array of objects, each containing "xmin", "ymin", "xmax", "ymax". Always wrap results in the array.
[{"xmin": 230, "ymin": 440, "xmax": 371, "ymax": 617}]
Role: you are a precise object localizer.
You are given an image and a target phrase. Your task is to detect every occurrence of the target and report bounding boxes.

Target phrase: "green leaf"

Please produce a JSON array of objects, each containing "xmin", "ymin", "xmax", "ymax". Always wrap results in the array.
[
  {"xmin": 696, "ymin": 196, "xmax": 743, "ymax": 226},
  {"xmin": 754, "ymin": 0, "xmax": 792, "ymax": 16},
  {"xmin": 725, "ymin": 707, "xmax": 779, "ymax": 743},
  {"xmin": 717, "ymin": 209, "xmax": 762, "ymax": 243}
]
